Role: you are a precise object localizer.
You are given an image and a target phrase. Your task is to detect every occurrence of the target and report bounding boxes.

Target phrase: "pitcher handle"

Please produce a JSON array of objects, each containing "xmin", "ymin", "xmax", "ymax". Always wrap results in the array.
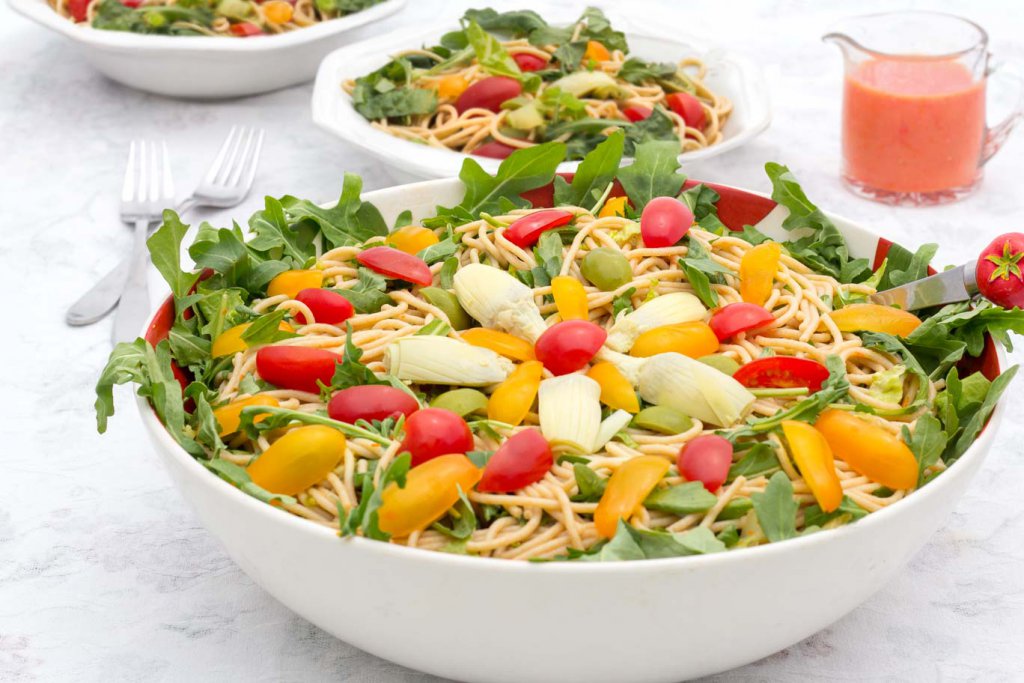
[{"xmin": 983, "ymin": 60, "xmax": 1024, "ymax": 164}]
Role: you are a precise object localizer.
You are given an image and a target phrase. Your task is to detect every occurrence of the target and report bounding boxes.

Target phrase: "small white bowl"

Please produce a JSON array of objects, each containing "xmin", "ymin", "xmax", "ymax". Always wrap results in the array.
[
  {"xmin": 311, "ymin": 19, "xmax": 772, "ymax": 180},
  {"xmin": 7, "ymin": 0, "xmax": 405, "ymax": 98},
  {"xmin": 135, "ymin": 176, "xmax": 1006, "ymax": 682}
]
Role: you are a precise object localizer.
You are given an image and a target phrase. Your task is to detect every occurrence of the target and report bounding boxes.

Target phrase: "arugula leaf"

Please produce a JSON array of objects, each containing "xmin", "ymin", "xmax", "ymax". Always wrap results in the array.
[
  {"xmin": 431, "ymin": 486, "xmax": 477, "ymax": 540},
  {"xmin": 328, "ymin": 324, "xmax": 385, "ymax": 392},
  {"xmin": 533, "ymin": 231, "xmax": 564, "ymax": 284},
  {"xmin": 901, "ymin": 414, "xmax": 947, "ymax": 485},
  {"xmin": 462, "ymin": 8, "xmax": 547, "ymax": 35},
  {"xmin": 716, "ymin": 497, "xmax": 754, "ymax": 521},
  {"xmin": 147, "ymin": 211, "xmax": 200, "ymax": 299},
  {"xmin": 439, "ymin": 257, "xmax": 459, "ymax": 289},
  {"xmin": 204, "ymin": 458, "xmax": 296, "ymax": 505},
  {"xmin": 240, "ymin": 309, "xmax": 297, "ymax": 347},
  {"xmin": 618, "ymin": 140, "xmax": 686, "ymax": 211},
  {"xmin": 248, "ymin": 196, "xmax": 318, "ymax": 264},
  {"xmin": 193, "ymin": 393, "xmax": 226, "ymax": 454},
  {"xmin": 612, "ymin": 287, "xmax": 636, "ymax": 317},
  {"xmin": 280, "ymin": 173, "xmax": 388, "ymax": 248},
  {"xmin": 802, "ymin": 496, "xmax": 867, "ymax": 528},
  {"xmin": 418, "ymin": 236, "xmax": 459, "ymax": 265},
  {"xmin": 643, "ymin": 482, "xmax": 717, "ymax": 515},
  {"xmin": 333, "ymin": 267, "xmax": 392, "ymax": 314},
  {"xmin": 571, "ymin": 463, "xmax": 606, "ymax": 502},
  {"xmin": 350, "ymin": 57, "xmax": 437, "ymax": 120},
  {"xmin": 679, "ymin": 237, "xmax": 730, "ymax": 308},
  {"xmin": 188, "ymin": 225, "xmax": 249, "ymax": 282},
  {"xmin": 751, "ymin": 471, "xmax": 798, "ymax": 543},
  {"xmin": 736, "ymin": 224, "xmax": 772, "ymax": 246},
  {"xmin": 339, "ymin": 453, "xmax": 412, "ymax": 540},
  {"xmin": 727, "ymin": 442, "xmax": 779, "ymax": 480},
  {"xmin": 948, "ymin": 365, "xmax": 1017, "ymax": 462},
  {"xmin": 465, "ymin": 20, "xmax": 527, "ymax": 82},
  {"xmin": 680, "ymin": 184, "xmax": 727, "ymax": 234},
  {"xmin": 906, "ymin": 300, "xmax": 1024, "ymax": 375},
  {"xmin": 194, "ymin": 284, "xmax": 247, "ymax": 340},
  {"xmin": 447, "ymin": 143, "xmax": 566, "ymax": 219},
  {"xmin": 168, "ymin": 323, "xmax": 211, "ymax": 367},
  {"xmin": 622, "ymin": 107, "xmax": 677, "ymax": 156},
  {"xmin": 553, "ymin": 130, "xmax": 624, "ymax": 209},
  {"xmin": 573, "ymin": 520, "xmax": 724, "ymax": 561},
  {"xmin": 878, "ymin": 242, "xmax": 938, "ymax": 290},
  {"xmin": 858, "ymin": 332, "xmax": 930, "ymax": 412}
]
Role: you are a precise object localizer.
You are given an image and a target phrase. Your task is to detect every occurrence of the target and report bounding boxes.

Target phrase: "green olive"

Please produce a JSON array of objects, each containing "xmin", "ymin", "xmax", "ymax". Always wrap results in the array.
[
  {"xmin": 631, "ymin": 405, "xmax": 693, "ymax": 435},
  {"xmin": 580, "ymin": 248, "xmax": 633, "ymax": 292},
  {"xmin": 420, "ymin": 287, "xmax": 472, "ymax": 330},
  {"xmin": 430, "ymin": 388, "xmax": 489, "ymax": 417},
  {"xmin": 716, "ymin": 497, "xmax": 753, "ymax": 520},
  {"xmin": 698, "ymin": 354, "xmax": 740, "ymax": 376}
]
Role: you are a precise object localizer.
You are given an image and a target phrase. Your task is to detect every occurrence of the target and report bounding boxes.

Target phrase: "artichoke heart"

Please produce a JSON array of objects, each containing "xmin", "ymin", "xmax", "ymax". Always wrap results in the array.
[
  {"xmin": 538, "ymin": 374, "xmax": 602, "ymax": 453},
  {"xmin": 453, "ymin": 263, "xmax": 548, "ymax": 342},
  {"xmin": 606, "ymin": 292, "xmax": 706, "ymax": 352},
  {"xmin": 637, "ymin": 353, "xmax": 755, "ymax": 428},
  {"xmin": 384, "ymin": 336, "xmax": 514, "ymax": 386}
]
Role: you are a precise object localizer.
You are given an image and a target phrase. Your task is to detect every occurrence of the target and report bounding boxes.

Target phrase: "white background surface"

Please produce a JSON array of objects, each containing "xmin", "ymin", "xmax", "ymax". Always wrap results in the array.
[{"xmin": 2, "ymin": 0, "xmax": 1023, "ymax": 680}]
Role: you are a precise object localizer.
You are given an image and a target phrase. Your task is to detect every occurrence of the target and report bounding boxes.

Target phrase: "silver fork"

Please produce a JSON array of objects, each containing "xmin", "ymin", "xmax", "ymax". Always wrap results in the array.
[
  {"xmin": 113, "ymin": 140, "xmax": 176, "ymax": 343},
  {"xmin": 67, "ymin": 126, "xmax": 265, "ymax": 328}
]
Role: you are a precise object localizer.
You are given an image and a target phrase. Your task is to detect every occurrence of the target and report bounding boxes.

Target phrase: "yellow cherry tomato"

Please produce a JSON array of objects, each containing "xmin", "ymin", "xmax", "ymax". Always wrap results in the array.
[
  {"xmin": 387, "ymin": 225, "xmax": 440, "ymax": 256},
  {"xmin": 247, "ymin": 425, "xmax": 347, "ymax": 495},
  {"xmin": 377, "ymin": 454, "xmax": 482, "ymax": 537},
  {"xmin": 739, "ymin": 242, "xmax": 781, "ymax": 307},
  {"xmin": 460, "ymin": 328, "xmax": 536, "ymax": 362},
  {"xmin": 267, "ymin": 270, "xmax": 324, "ymax": 300},
  {"xmin": 826, "ymin": 304, "xmax": 922, "ymax": 337},
  {"xmin": 586, "ymin": 362, "xmax": 640, "ymax": 413},
  {"xmin": 263, "ymin": 0, "xmax": 293, "ymax": 24},
  {"xmin": 583, "ymin": 40, "xmax": 611, "ymax": 63},
  {"xmin": 435, "ymin": 74, "xmax": 470, "ymax": 100},
  {"xmin": 211, "ymin": 321, "xmax": 295, "ymax": 358},
  {"xmin": 551, "ymin": 275, "xmax": 589, "ymax": 321},
  {"xmin": 781, "ymin": 420, "xmax": 843, "ymax": 513},
  {"xmin": 213, "ymin": 395, "xmax": 280, "ymax": 436},
  {"xmin": 488, "ymin": 360, "xmax": 543, "ymax": 426},
  {"xmin": 630, "ymin": 321, "xmax": 719, "ymax": 358},
  {"xmin": 815, "ymin": 409, "xmax": 919, "ymax": 490},
  {"xmin": 599, "ymin": 196, "xmax": 628, "ymax": 218},
  {"xmin": 594, "ymin": 455, "xmax": 670, "ymax": 538}
]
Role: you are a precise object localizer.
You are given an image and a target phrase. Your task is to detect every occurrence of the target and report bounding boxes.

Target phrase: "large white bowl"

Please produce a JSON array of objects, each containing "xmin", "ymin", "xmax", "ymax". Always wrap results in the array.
[
  {"xmin": 135, "ymin": 177, "xmax": 1005, "ymax": 682},
  {"xmin": 311, "ymin": 19, "xmax": 772, "ymax": 180},
  {"xmin": 7, "ymin": 0, "xmax": 405, "ymax": 98}
]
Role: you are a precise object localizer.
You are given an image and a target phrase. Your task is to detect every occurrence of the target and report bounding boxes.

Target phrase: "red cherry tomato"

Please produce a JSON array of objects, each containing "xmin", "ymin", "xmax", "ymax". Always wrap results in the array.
[
  {"xmin": 121, "ymin": 0, "xmax": 142, "ymax": 6},
  {"xmin": 503, "ymin": 209, "xmax": 574, "ymax": 248},
  {"xmin": 294, "ymin": 288, "xmax": 355, "ymax": 325},
  {"xmin": 400, "ymin": 408, "xmax": 475, "ymax": 467},
  {"xmin": 229, "ymin": 22, "xmax": 263, "ymax": 37},
  {"xmin": 666, "ymin": 92, "xmax": 706, "ymax": 130},
  {"xmin": 357, "ymin": 246, "xmax": 432, "ymax": 287},
  {"xmin": 733, "ymin": 356, "xmax": 830, "ymax": 392},
  {"xmin": 328, "ymin": 385, "xmax": 420, "ymax": 425},
  {"xmin": 256, "ymin": 346, "xmax": 339, "ymax": 393},
  {"xmin": 455, "ymin": 76, "xmax": 522, "ymax": 115},
  {"xmin": 622, "ymin": 106, "xmax": 652, "ymax": 122},
  {"xmin": 513, "ymin": 53, "xmax": 547, "ymax": 72},
  {"xmin": 534, "ymin": 320, "xmax": 607, "ymax": 375},
  {"xmin": 709, "ymin": 302, "xmax": 775, "ymax": 341},
  {"xmin": 678, "ymin": 434, "xmax": 733, "ymax": 492},
  {"xmin": 640, "ymin": 196, "xmax": 693, "ymax": 248},
  {"xmin": 68, "ymin": 0, "xmax": 89, "ymax": 20},
  {"xmin": 975, "ymin": 232, "xmax": 1024, "ymax": 309},
  {"xmin": 478, "ymin": 428, "xmax": 553, "ymax": 492},
  {"xmin": 472, "ymin": 141, "xmax": 518, "ymax": 159}
]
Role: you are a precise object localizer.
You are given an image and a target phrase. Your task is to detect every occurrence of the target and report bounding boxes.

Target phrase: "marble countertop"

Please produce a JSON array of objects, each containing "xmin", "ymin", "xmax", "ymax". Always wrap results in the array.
[{"xmin": 2, "ymin": 0, "xmax": 1023, "ymax": 680}]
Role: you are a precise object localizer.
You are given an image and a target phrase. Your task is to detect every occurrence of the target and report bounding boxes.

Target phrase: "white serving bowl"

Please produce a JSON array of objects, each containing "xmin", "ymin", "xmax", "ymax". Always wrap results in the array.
[
  {"xmin": 135, "ymin": 177, "xmax": 1005, "ymax": 682},
  {"xmin": 311, "ymin": 19, "xmax": 771, "ymax": 181},
  {"xmin": 7, "ymin": 0, "xmax": 405, "ymax": 98}
]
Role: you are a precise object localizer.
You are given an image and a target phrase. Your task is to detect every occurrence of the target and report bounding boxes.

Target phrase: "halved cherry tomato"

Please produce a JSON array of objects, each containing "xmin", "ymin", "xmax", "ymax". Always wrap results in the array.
[
  {"xmin": 815, "ymin": 409, "xmax": 918, "ymax": 490},
  {"xmin": 230, "ymin": 22, "xmax": 263, "ymax": 37},
  {"xmin": 594, "ymin": 455, "xmax": 670, "ymax": 538},
  {"xmin": 268, "ymin": 269, "xmax": 324, "ymax": 299},
  {"xmin": 513, "ymin": 53, "xmax": 548, "ymax": 72},
  {"xmin": 976, "ymin": 232, "xmax": 1024, "ymax": 309},
  {"xmin": 255, "ymin": 346, "xmax": 340, "ymax": 393},
  {"xmin": 386, "ymin": 225, "xmax": 439, "ymax": 255},
  {"xmin": 478, "ymin": 428, "xmax": 553, "ymax": 492},
  {"xmin": 400, "ymin": 407, "xmax": 475, "ymax": 467},
  {"xmin": 68, "ymin": 0, "xmax": 90, "ymax": 21},
  {"xmin": 677, "ymin": 434, "xmax": 733, "ymax": 492},
  {"xmin": 666, "ymin": 92, "xmax": 706, "ymax": 130},
  {"xmin": 472, "ymin": 141, "xmax": 518, "ymax": 159},
  {"xmin": 460, "ymin": 328, "xmax": 536, "ymax": 362},
  {"xmin": 294, "ymin": 288, "xmax": 355, "ymax": 325},
  {"xmin": 356, "ymin": 246, "xmax": 432, "ymax": 286},
  {"xmin": 630, "ymin": 322, "xmax": 719, "ymax": 358},
  {"xmin": 213, "ymin": 395, "xmax": 280, "ymax": 436},
  {"xmin": 583, "ymin": 40, "xmax": 611, "ymax": 63},
  {"xmin": 121, "ymin": 0, "xmax": 141, "ymax": 6},
  {"xmin": 709, "ymin": 302, "xmax": 774, "ymax": 341},
  {"xmin": 327, "ymin": 385, "xmax": 420, "ymax": 425},
  {"xmin": 247, "ymin": 425, "xmax": 346, "ymax": 495},
  {"xmin": 622, "ymin": 106, "xmax": 652, "ymax": 122},
  {"xmin": 377, "ymin": 454, "xmax": 482, "ymax": 537},
  {"xmin": 455, "ymin": 76, "xmax": 522, "ymax": 114},
  {"xmin": 733, "ymin": 356, "xmax": 830, "ymax": 392},
  {"xmin": 782, "ymin": 420, "xmax": 842, "ymax": 513},
  {"xmin": 534, "ymin": 320, "xmax": 607, "ymax": 376},
  {"xmin": 826, "ymin": 304, "xmax": 922, "ymax": 337},
  {"xmin": 503, "ymin": 209, "xmax": 574, "ymax": 248},
  {"xmin": 640, "ymin": 196, "xmax": 693, "ymax": 248}
]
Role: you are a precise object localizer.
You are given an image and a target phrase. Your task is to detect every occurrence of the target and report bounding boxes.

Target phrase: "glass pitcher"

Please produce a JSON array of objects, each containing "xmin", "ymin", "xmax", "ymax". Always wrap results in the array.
[{"xmin": 824, "ymin": 11, "xmax": 1023, "ymax": 206}]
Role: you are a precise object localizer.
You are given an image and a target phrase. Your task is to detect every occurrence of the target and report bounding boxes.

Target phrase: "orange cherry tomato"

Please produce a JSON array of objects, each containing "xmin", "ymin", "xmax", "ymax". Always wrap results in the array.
[
  {"xmin": 460, "ymin": 328, "xmax": 536, "ymax": 362},
  {"xmin": 630, "ymin": 321, "xmax": 719, "ymax": 358},
  {"xmin": 263, "ymin": 0, "xmax": 293, "ymax": 24},
  {"xmin": 583, "ymin": 40, "xmax": 611, "ymax": 63},
  {"xmin": 211, "ymin": 320, "xmax": 295, "ymax": 358},
  {"xmin": 267, "ymin": 269, "xmax": 324, "ymax": 299},
  {"xmin": 213, "ymin": 395, "xmax": 280, "ymax": 436},
  {"xmin": 739, "ymin": 242, "xmax": 781, "ymax": 307},
  {"xmin": 386, "ymin": 225, "xmax": 440, "ymax": 255},
  {"xmin": 594, "ymin": 455, "xmax": 670, "ymax": 538},
  {"xmin": 782, "ymin": 420, "xmax": 843, "ymax": 513},
  {"xmin": 488, "ymin": 361, "xmax": 544, "ymax": 426},
  {"xmin": 599, "ymin": 196, "xmax": 629, "ymax": 218},
  {"xmin": 433, "ymin": 74, "xmax": 470, "ymax": 100},
  {"xmin": 815, "ymin": 409, "xmax": 918, "ymax": 490},
  {"xmin": 826, "ymin": 304, "xmax": 922, "ymax": 337},
  {"xmin": 247, "ymin": 425, "xmax": 347, "ymax": 495},
  {"xmin": 377, "ymin": 454, "xmax": 482, "ymax": 538}
]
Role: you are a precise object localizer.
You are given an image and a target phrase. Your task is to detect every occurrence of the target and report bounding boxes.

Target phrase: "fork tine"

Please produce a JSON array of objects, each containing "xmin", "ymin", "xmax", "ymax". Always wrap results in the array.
[
  {"xmin": 203, "ymin": 125, "xmax": 240, "ymax": 186},
  {"xmin": 215, "ymin": 126, "xmax": 249, "ymax": 186},
  {"xmin": 137, "ymin": 140, "xmax": 149, "ymax": 203},
  {"xmin": 122, "ymin": 141, "xmax": 138, "ymax": 203},
  {"xmin": 238, "ymin": 129, "xmax": 265, "ymax": 192},
  {"xmin": 226, "ymin": 127, "xmax": 257, "ymax": 188},
  {"xmin": 160, "ymin": 141, "xmax": 175, "ymax": 202},
  {"xmin": 149, "ymin": 141, "xmax": 161, "ymax": 204}
]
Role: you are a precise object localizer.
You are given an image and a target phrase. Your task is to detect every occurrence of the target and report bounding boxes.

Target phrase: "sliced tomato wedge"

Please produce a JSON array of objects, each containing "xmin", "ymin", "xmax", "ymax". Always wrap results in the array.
[
  {"xmin": 356, "ymin": 246, "xmax": 432, "ymax": 286},
  {"xmin": 471, "ymin": 141, "xmax": 518, "ymax": 159},
  {"xmin": 622, "ymin": 106, "xmax": 652, "ymax": 122},
  {"xmin": 665, "ymin": 92, "xmax": 706, "ymax": 130},
  {"xmin": 709, "ymin": 302, "xmax": 775, "ymax": 341},
  {"xmin": 733, "ymin": 356, "xmax": 830, "ymax": 392},
  {"xmin": 478, "ymin": 428, "xmax": 553, "ymax": 492},
  {"xmin": 229, "ymin": 22, "xmax": 263, "ymax": 37},
  {"xmin": 512, "ymin": 53, "xmax": 547, "ymax": 72},
  {"xmin": 503, "ymin": 209, "xmax": 574, "ymax": 248}
]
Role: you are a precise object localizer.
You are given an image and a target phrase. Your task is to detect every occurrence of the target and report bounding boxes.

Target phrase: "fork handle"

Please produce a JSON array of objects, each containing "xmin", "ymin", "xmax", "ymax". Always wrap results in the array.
[{"xmin": 112, "ymin": 219, "xmax": 152, "ymax": 343}]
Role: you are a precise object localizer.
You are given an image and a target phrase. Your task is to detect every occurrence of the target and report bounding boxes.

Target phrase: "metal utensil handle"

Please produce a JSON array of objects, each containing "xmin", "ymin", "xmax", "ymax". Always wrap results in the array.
[{"xmin": 112, "ymin": 218, "xmax": 152, "ymax": 343}]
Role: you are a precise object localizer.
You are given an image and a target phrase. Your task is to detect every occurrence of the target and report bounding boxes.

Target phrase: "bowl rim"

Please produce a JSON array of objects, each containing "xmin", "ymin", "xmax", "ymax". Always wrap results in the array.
[
  {"xmin": 134, "ymin": 176, "xmax": 1008, "ymax": 573},
  {"xmin": 6, "ymin": 0, "xmax": 405, "ymax": 52},
  {"xmin": 310, "ymin": 17, "xmax": 773, "ymax": 176}
]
